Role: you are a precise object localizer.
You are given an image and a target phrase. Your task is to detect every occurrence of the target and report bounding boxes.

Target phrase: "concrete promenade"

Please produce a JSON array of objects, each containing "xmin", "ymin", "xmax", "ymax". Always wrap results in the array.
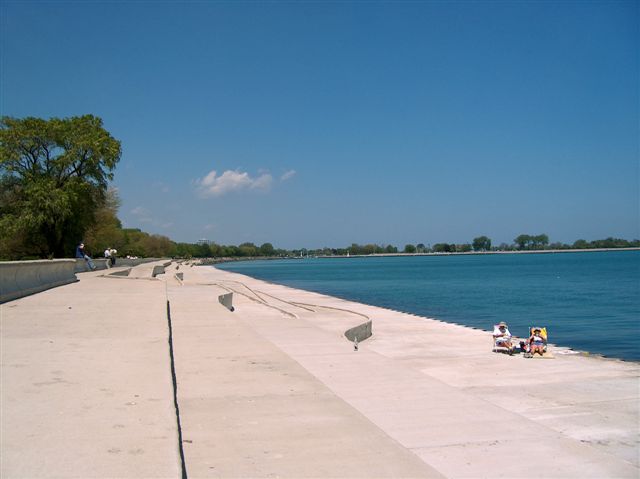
[{"xmin": 1, "ymin": 261, "xmax": 638, "ymax": 478}]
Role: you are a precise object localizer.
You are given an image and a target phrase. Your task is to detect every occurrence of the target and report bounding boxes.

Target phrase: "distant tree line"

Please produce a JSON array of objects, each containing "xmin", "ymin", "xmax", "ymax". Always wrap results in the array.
[
  {"xmin": 391, "ymin": 234, "xmax": 639, "ymax": 256},
  {"xmin": 76, "ymin": 234, "xmax": 638, "ymax": 260}
]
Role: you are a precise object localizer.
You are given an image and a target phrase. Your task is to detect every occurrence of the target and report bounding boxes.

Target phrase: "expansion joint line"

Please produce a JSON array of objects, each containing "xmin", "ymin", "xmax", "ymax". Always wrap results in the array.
[{"xmin": 166, "ymin": 300, "xmax": 188, "ymax": 479}]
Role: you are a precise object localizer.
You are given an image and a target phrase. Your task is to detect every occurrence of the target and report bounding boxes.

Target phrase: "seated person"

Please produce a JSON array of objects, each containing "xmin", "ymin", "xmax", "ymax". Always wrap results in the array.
[
  {"xmin": 528, "ymin": 328, "xmax": 546, "ymax": 356},
  {"xmin": 493, "ymin": 322, "xmax": 513, "ymax": 350}
]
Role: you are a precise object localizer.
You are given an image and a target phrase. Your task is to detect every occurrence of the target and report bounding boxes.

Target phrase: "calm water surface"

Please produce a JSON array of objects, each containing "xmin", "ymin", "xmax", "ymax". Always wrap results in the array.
[{"xmin": 216, "ymin": 251, "xmax": 640, "ymax": 361}]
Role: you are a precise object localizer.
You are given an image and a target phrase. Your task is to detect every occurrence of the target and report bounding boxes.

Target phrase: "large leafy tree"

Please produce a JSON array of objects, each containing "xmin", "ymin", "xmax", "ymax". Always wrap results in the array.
[{"xmin": 0, "ymin": 115, "xmax": 121, "ymax": 259}]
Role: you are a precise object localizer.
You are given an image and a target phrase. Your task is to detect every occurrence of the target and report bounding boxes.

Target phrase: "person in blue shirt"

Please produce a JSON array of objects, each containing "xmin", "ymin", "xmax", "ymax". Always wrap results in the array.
[{"xmin": 75, "ymin": 242, "xmax": 96, "ymax": 270}]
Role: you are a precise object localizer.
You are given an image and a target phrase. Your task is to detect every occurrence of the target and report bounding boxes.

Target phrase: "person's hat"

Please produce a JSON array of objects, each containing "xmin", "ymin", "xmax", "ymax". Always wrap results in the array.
[
  {"xmin": 498, "ymin": 321, "xmax": 507, "ymax": 327},
  {"xmin": 534, "ymin": 328, "xmax": 541, "ymax": 332}
]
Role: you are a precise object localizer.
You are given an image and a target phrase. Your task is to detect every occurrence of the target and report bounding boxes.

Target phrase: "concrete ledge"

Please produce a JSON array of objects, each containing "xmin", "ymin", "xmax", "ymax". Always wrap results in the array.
[
  {"xmin": 73, "ymin": 258, "xmax": 110, "ymax": 273},
  {"xmin": 114, "ymin": 258, "xmax": 164, "ymax": 267},
  {"xmin": 345, "ymin": 319, "xmax": 373, "ymax": 343},
  {"xmin": 0, "ymin": 259, "xmax": 78, "ymax": 304}
]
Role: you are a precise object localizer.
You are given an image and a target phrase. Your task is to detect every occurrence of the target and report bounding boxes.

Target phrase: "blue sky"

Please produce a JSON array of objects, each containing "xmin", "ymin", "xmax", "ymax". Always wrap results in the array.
[{"xmin": 2, "ymin": 1, "xmax": 638, "ymax": 249}]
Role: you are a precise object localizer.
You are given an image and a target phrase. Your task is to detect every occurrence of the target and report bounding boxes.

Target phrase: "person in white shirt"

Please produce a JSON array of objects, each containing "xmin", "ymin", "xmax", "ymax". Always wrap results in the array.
[{"xmin": 493, "ymin": 322, "xmax": 513, "ymax": 350}]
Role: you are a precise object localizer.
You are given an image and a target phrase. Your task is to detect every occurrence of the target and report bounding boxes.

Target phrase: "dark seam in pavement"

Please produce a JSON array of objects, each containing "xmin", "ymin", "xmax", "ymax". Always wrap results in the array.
[{"xmin": 167, "ymin": 300, "xmax": 188, "ymax": 479}]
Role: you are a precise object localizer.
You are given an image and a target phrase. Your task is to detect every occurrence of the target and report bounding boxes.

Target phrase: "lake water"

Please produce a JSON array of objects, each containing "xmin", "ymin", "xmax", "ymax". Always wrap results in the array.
[{"xmin": 216, "ymin": 251, "xmax": 640, "ymax": 361}]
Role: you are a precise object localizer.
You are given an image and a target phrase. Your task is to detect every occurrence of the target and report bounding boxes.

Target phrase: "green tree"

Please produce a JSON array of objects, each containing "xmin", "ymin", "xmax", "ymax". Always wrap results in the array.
[
  {"xmin": 432, "ymin": 243, "xmax": 449, "ymax": 253},
  {"xmin": 457, "ymin": 243, "xmax": 472, "ymax": 253},
  {"xmin": 142, "ymin": 234, "xmax": 175, "ymax": 257},
  {"xmin": 238, "ymin": 242, "xmax": 257, "ymax": 257},
  {"xmin": 591, "ymin": 237, "xmax": 631, "ymax": 249},
  {"xmin": 472, "ymin": 236, "xmax": 492, "ymax": 251},
  {"xmin": 84, "ymin": 187, "xmax": 124, "ymax": 253},
  {"xmin": 572, "ymin": 239, "xmax": 590, "ymax": 249},
  {"xmin": 514, "ymin": 234, "xmax": 531, "ymax": 250},
  {"xmin": 532, "ymin": 234, "xmax": 549, "ymax": 249},
  {"xmin": 121, "ymin": 228, "xmax": 149, "ymax": 257},
  {"xmin": 362, "ymin": 244, "xmax": 377, "ymax": 255},
  {"xmin": 0, "ymin": 115, "xmax": 121, "ymax": 258},
  {"xmin": 259, "ymin": 242, "xmax": 275, "ymax": 256},
  {"xmin": 195, "ymin": 242, "xmax": 212, "ymax": 258},
  {"xmin": 404, "ymin": 244, "xmax": 417, "ymax": 253},
  {"xmin": 209, "ymin": 243, "xmax": 222, "ymax": 257}
]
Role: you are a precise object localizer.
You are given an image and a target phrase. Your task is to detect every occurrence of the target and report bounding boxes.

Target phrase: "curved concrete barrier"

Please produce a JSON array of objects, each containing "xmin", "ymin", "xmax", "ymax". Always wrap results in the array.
[
  {"xmin": 152, "ymin": 265, "xmax": 165, "ymax": 277},
  {"xmin": 218, "ymin": 292, "xmax": 234, "ymax": 312},
  {"xmin": 0, "ymin": 260, "xmax": 78, "ymax": 304},
  {"xmin": 344, "ymin": 320, "xmax": 373, "ymax": 344},
  {"xmin": 152, "ymin": 260, "xmax": 173, "ymax": 278}
]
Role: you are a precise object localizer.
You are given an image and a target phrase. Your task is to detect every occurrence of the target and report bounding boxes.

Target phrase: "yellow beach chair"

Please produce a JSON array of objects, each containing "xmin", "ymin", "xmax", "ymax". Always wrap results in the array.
[{"xmin": 526, "ymin": 326, "xmax": 553, "ymax": 358}]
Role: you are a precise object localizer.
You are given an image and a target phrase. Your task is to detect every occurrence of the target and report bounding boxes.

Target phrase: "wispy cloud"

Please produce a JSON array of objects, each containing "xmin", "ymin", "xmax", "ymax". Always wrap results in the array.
[
  {"xmin": 130, "ymin": 206, "xmax": 152, "ymax": 223},
  {"xmin": 153, "ymin": 181, "xmax": 170, "ymax": 193},
  {"xmin": 281, "ymin": 169, "xmax": 296, "ymax": 181},
  {"xmin": 194, "ymin": 169, "xmax": 273, "ymax": 198},
  {"xmin": 130, "ymin": 207, "xmax": 173, "ymax": 230}
]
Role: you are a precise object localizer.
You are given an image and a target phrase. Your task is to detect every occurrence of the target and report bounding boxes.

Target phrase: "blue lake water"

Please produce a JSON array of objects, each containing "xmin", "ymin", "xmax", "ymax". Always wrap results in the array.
[{"xmin": 216, "ymin": 251, "xmax": 640, "ymax": 361}]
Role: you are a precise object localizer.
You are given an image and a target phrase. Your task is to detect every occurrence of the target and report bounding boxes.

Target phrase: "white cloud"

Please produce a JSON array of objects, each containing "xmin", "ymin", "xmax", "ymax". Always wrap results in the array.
[
  {"xmin": 195, "ymin": 169, "xmax": 273, "ymax": 197},
  {"xmin": 281, "ymin": 169, "xmax": 296, "ymax": 181}
]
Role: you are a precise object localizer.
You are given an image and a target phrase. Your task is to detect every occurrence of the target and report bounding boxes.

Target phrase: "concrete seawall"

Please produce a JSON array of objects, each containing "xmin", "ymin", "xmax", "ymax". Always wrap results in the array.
[
  {"xmin": 1, "ymin": 258, "xmax": 171, "ymax": 304},
  {"xmin": 0, "ymin": 259, "xmax": 78, "ymax": 304}
]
